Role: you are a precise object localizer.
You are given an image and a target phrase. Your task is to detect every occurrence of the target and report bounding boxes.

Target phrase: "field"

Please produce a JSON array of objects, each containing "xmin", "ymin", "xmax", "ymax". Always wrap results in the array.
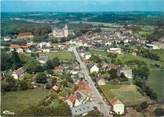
[
  {"xmin": 89, "ymin": 49, "xmax": 164, "ymax": 68},
  {"xmin": 147, "ymin": 69, "xmax": 164, "ymax": 102},
  {"xmin": 152, "ymin": 49, "xmax": 164, "ymax": 62},
  {"xmin": 100, "ymin": 84, "xmax": 150, "ymax": 106},
  {"xmin": 1, "ymin": 88, "xmax": 50, "ymax": 113},
  {"xmin": 43, "ymin": 51, "xmax": 75, "ymax": 62},
  {"xmin": 117, "ymin": 54, "xmax": 164, "ymax": 68},
  {"xmin": 89, "ymin": 49, "xmax": 108, "ymax": 59}
]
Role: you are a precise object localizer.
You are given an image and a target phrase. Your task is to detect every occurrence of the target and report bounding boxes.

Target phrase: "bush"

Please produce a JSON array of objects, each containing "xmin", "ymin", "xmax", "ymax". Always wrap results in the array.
[
  {"xmin": 155, "ymin": 108, "xmax": 164, "ymax": 116},
  {"xmin": 35, "ymin": 73, "xmax": 47, "ymax": 84}
]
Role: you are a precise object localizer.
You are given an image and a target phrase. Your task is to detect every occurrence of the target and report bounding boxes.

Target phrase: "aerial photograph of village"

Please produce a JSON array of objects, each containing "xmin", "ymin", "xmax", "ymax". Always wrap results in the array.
[{"xmin": 1, "ymin": 0, "xmax": 164, "ymax": 116}]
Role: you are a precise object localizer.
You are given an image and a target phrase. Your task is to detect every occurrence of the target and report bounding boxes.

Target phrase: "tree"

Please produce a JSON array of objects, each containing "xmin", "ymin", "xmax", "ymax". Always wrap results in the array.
[
  {"xmin": 109, "ymin": 69, "xmax": 117, "ymax": 79},
  {"xmin": 1, "ymin": 76, "xmax": 17, "ymax": 91},
  {"xmin": 45, "ymin": 58, "xmax": 60, "ymax": 70},
  {"xmin": 35, "ymin": 73, "xmax": 47, "ymax": 84},
  {"xmin": 136, "ymin": 101, "xmax": 148, "ymax": 112},
  {"xmin": 1, "ymin": 51, "xmax": 13, "ymax": 71},
  {"xmin": 11, "ymin": 49, "xmax": 22, "ymax": 69},
  {"xmin": 18, "ymin": 80, "xmax": 28, "ymax": 90},
  {"xmin": 90, "ymin": 55, "xmax": 101, "ymax": 63}
]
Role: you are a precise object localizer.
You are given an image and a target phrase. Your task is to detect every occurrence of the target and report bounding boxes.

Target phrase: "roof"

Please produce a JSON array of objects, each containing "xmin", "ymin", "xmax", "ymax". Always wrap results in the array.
[
  {"xmin": 10, "ymin": 44, "xmax": 30, "ymax": 49},
  {"xmin": 18, "ymin": 32, "xmax": 33, "ymax": 37},
  {"xmin": 76, "ymin": 79, "xmax": 91, "ymax": 94},
  {"xmin": 13, "ymin": 67, "xmax": 25, "ymax": 76},
  {"xmin": 67, "ymin": 95, "xmax": 77, "ymax": 103},
  {"xmin": 111, "ymin": 99, "xmax": 124, "ymax": 106}
]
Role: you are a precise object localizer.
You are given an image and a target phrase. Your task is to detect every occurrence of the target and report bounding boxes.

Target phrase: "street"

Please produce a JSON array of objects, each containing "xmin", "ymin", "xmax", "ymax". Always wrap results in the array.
[{"xmin": 72, "ymin": 47, "xmax": 111, "ymax": 117}]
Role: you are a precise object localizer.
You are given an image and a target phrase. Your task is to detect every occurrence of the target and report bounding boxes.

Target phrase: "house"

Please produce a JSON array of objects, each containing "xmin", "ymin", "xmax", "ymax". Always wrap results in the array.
[
  {"xmin": 52, "ymin": 85, "xmax": 59, "ymax": 91},
  {"xmin": 12, "ymin": 67, "xmax": 25, "ymax": 79},
  {"xmin": 117, "ymin": 65, "xmax": 132, "ymax": 79},
  {"xmin": 90, "ymin": 65, "xmax": 99, "ymax": 73},
  {"xmin": 66, "ymin": 94, "xmax": 77, "ymax": 107},
  {"xmin": 42, "ymin": 49, "xmax": 50, "ymax": 53},
  {"xmin": 111, "ymin": 99, "xmax": 124, "ymax": 115},
  {"xmin": 75, "ymin": 79, "xmax": 92, "ymax": 96},
  {"xmin": 107, "ymin": 48, "xmax": 122, "ymax": 54},
  {"xmin": 10, "ymin": 44, "xmax": 30, "ymax": 50},
  {"xmin": 84, "ymin": 54, "xmax": 92, "ymax": 60},
  {"xmin": 38, "ymin": 42, "xmax": 52, "ymax": 49},
  {"xmin": 16, "ymin": 48, "xmax": 24, "ymax": 53},
  {"xmin": 17, "ymin": 32, "xmax": 34, "ymax": 39},
  {"xmin": 74, "ymin": 91, "xmax": 90, "ymax": 106},
  {"xmin": 4, "ymin": 36, "xmax": 11, "ymax": 42},
  {"xmin": 37, "ymin": 55, "xmax": 48, "ymax": 64},
  {"xmin": 97, "ymin": 78, "xmax": 106, "ymax": 85},
  {"xmin": 53, "ymin": 65, "xmax": 65, "ymax": 73}
]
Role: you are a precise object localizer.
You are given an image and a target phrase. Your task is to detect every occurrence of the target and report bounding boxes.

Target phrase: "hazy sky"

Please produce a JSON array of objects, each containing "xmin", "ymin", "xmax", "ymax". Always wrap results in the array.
[{"xmin": 1, "ymin": 0, "xmax": 164, "ymax": 12}]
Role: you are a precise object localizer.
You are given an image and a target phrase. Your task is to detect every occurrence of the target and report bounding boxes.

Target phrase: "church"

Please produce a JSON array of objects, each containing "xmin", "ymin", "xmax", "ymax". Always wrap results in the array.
[{"xmin": 52, "ymin": 24, "xmax": 69, "ymax": 38}]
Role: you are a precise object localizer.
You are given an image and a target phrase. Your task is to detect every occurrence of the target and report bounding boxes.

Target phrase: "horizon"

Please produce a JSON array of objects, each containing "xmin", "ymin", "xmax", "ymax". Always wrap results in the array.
[{"xmin": 1, "ymin": 0, "xmax": 164, "ymax": 12}]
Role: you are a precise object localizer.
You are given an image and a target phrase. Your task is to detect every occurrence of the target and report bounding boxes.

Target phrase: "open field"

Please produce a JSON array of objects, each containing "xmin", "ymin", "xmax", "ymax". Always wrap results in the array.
[
  {"xmin": 117, "ymin": 54, "xmax": 164, "ymax": 68},
  {"xmin": 89, "ymin": 49, "xmax": 108, "ymax": 59},
  {"xmin": 1, "ymin": 88, "xmax": 50, "ymax": 113},
  {"xmin": 152, "ymin": 49, "xmax": 164, "ymax": 62},
  {"xmin": 147, "ymin": 69, "xmax": 164, "ymax": 102},
  {"xmin": 100, "ymin": 84, "xmax": 150, "ymax": 106},
  {"xmin": 43, "ymin": 51, "xmax": 75, "ymax": 62}
]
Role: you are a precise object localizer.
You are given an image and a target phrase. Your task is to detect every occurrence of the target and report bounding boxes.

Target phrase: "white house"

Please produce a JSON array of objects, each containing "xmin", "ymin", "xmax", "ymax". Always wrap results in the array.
[
  {"xmin": 97, "ymin": 78, "xmax": 106, "ymax": 85},
  {"xmin": 12, "ymin": 67, "xmax": 25, "ymax": 79},
  {"xmin": 107, "ymin": 48, "xmax": 122, "ymax": 54},
  {"xmin": 111, "ymin": 99, "xmax": 124, "ymax": 115},
  {"xmin": 16, "ymin": 48, "xmax": 24, "ymax": 53},
  {"xmin": 4, "ymin": 36, "xmax": 11, "ymax": 42},
  {"xmin": 90, "ymin": 65, "xmax": 99, "ymax": 73},
  {"xmin": 84, "ymin": 54, "xmax": 91, "ymax": 60}
]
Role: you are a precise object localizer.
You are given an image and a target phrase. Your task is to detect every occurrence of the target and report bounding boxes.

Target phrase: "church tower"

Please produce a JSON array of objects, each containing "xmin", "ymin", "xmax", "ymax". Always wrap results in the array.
[{"xmin": 64, "ymin": 24, "xmax": 68, "ymax": 37}]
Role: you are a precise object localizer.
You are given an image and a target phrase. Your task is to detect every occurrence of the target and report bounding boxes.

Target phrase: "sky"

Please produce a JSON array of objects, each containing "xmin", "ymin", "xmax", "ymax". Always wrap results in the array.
[{"xmin": 1, "ymin": 0, "xmax": 164, "ymax": 12}]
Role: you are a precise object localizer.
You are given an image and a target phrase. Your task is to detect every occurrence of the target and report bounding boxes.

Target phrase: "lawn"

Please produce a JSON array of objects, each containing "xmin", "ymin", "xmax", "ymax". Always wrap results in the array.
[
  {"xmin": 43, "ymin": 51, "xmax": 75, "ymax": 62},
  {"xmin": 1, "ymin": 88, "xmax": 50, "ymax": 113},
  {"xmin": 100, "ymin": 84, "xmax": 150, "ymax": 106},
  {"xmin": 147, "ymin": 69, "xmax": 164, "ymax": 102}
]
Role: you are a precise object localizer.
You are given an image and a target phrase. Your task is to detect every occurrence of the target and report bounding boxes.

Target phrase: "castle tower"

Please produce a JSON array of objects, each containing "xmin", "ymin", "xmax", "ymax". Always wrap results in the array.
[{"xmin": 64, "ymin": 24, "xmax": 68, "ymax": 37}]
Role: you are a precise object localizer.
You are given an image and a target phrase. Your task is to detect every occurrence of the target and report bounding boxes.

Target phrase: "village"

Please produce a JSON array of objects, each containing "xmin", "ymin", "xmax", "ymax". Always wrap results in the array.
[{"xmin": 1, "ymin": 22, "xmax": 164, "ymax": 117}]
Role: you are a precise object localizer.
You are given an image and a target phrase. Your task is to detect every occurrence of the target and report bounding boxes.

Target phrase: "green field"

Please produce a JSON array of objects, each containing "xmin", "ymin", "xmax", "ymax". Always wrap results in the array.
[
  {"xmin": 117, "ymin": 54, "xmax": 164, "ymax": 68},
  {"xmin": 1, "ymin": 88, "xmax": 50, "ymax": 113},
  {"xmin": 89, "ymin": 49, "xmax": 108, "ymax": 59},
  {"xmin": 100, "ymin": 84, "xmax": 150, "ymax": 106},
  {"xmin": 152, "ymin": 49, "xmax": 164, "ymax": 62},
  {"xmin": 43, "ymin": 51, "xmax": 75, "ymax": 62},
  {"xmin": 147, "ymin": 69, "xmax": 164, "ymax": 102}
]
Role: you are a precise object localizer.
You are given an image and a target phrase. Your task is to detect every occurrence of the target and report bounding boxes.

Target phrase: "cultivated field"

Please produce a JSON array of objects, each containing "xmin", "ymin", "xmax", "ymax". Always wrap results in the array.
[
  {"xmin": 1, "ymin": 88, "xmax": 50, "ymax": 113},
  {"xmin": 100, "ymin": 84, "xmax": 151, "ymax": 106}
]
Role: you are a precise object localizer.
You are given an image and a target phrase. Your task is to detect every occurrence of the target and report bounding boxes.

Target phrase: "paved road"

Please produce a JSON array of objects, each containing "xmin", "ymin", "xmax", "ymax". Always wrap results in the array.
[{"xmin": 72, "ymin": 47, "xmax": 111, "ymax": 117}]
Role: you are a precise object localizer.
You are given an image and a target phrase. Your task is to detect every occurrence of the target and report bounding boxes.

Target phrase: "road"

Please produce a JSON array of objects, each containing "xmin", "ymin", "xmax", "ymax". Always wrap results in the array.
[{"xmin": 72, "ymin": 47, "xmax": 111, "ymax": 117}]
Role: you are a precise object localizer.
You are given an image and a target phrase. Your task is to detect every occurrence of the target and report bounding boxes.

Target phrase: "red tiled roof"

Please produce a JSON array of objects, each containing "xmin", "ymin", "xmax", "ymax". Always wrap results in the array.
[
  {"xmin": 18, "ymin": 32, "xmax": 33, "ymax": 37},
  {"xmin": 10, "ymin": 44, "xmax": 30, "ymax": 49},
  {"xmin": 67, "ymin": 95, "xmax": 77, "ymax": 103},
  {"xmin": 76, "ymin": 79, "xmax": 91, "ymax": 92}
]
